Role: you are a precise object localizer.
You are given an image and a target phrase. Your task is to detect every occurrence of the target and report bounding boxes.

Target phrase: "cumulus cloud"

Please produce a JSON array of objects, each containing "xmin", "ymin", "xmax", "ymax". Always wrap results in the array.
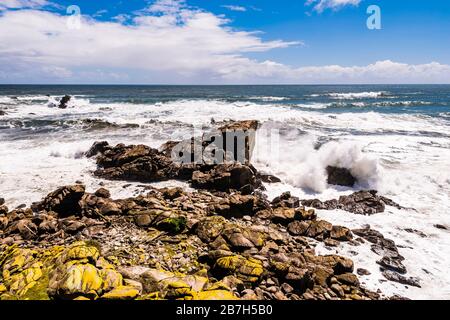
[
  {"xmin": 0, "ymin": 0, "xmax": 449, "ymax": 84},
  {"xmin": 306, "ymin": 0, "xmax": 361, "ymax": 13}
]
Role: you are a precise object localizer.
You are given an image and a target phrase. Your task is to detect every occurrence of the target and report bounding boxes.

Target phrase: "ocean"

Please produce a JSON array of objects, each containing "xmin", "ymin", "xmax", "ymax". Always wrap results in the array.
[{"xmin": 0, "ymin": 84, "xmax": 449, "ymax": 299}]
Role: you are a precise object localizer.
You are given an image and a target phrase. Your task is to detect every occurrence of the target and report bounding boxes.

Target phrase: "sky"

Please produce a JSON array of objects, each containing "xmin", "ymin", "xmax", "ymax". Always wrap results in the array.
[{"xmin": 0, "ymin": 0, "xmax": 449, "ymax": 84}]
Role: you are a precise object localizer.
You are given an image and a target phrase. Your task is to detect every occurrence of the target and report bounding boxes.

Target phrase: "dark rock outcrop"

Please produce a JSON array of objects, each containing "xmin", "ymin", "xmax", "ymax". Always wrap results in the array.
[
  {"xmin": 326, "ymin": 166, "xmax": 356, "ymax": 187},
  {"xmin": 302, "ymin": 190, "xmax": 402, "ymax": 215},
  {"xmin": 58, "ymin": 95, "xmax": 71, "ymax": 109}
]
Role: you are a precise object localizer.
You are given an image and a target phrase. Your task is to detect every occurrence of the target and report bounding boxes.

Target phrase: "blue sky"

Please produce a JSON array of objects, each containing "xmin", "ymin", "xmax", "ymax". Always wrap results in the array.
[{"xmin": 0, "ymin": 0, "xmax": 449, "ymax": 84}]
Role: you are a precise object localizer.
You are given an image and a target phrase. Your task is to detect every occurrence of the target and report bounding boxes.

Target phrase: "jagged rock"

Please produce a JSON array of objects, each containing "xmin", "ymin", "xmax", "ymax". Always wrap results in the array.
[
  {"xmin": 85, "ymin": 141, "xmax": 110, "ymax": 158},
  {"xmin": 212, "ymin": 194, "xmax": 255, "ymax": 218},
  {"xmin": 336, "ymin": 273, "xmax": 359, "ymax": 286},
  {"xmin": 94, "ymin": 188, "xmax": 111, "ymax": 199},
  {"xmin": 326, "ymin": 166, "xmax": 356, "ymax": 187},
  {"xmin": 58, "ymin": 95, "xmax": 71, "ymax": 109},
  {"xmin": 5, "ymin": 219, "xmax": 38, "ymax": 240},
  {"xmin": 302, "ymin": 190, "xmax": 402, "ymax": 215},
  {"xmin": 257, "ymin": 172, "xmax": 281, "ymax": 184},
  {"xmin": 79, "ymin": 193, "xmax": 122, "ymax": 217},
  {"xmin": 35, "ymin": 185, "xmax": 85, "ymax": 217},
  {"xmin": 0, "ymin": 198, "xmax": 4, "ymax": 206},
  {"xmin": 191, "ymin": 163, "xmax": 258, "ymax": 193},
  {"xmin": 94, "ymin": 144, "xmax": 177, "ymax": 182},
  {"xmin": 305, "ymin": 220, "xmax": 333, "ymax": 239},
  {"xmin": 382, "ymin": 270, "xmax": 421, "ymax": 288},
  {"xmin": 377, "ymin": 257, "xmax": 407, "ymax": 274},
  {"xmin": 271, "ymin": 192, "xmax": 300, "ymax": 208},
  {"xmin": 330, "ymin": 226, "xmax": 353, "ymax": 241},
  {"xmin": 0, "ymin": 205, "xmax": 7, "ymax": 216},
  {"xmin": 208, "ymin": 251, "xmax": 263, "ymax": 283},
  {"xmin": 287, "ymin": 221, "xmax": 311, "ymax": 236}
]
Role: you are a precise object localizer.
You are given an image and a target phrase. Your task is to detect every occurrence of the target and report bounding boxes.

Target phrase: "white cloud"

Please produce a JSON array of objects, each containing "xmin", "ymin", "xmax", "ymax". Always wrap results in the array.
[
  {"xmin": 306, "ymin": 0, "xmax": 361, "ymax": 13},
  {"xmin": 222, "ymin": 5, "xmax": 247, "ymax": 12},
  {"xmin": 0, "ymin": 0, "xmax": 49, "ymax": 10},
  {"xmin": 0, "ymin": 0, "xmax": 449, "ymax": 84}
]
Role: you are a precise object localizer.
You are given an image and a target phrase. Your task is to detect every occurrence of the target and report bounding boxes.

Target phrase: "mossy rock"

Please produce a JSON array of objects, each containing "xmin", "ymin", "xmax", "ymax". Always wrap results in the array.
[{"xmin": 156, "ymin": 216, "xmax": 187, "ymax": 234}]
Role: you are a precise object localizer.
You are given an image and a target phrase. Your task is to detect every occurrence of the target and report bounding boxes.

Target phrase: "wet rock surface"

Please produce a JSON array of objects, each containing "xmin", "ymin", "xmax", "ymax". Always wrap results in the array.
[
  {"xmin": 302, "ymin": 190, "xmax": 403, "ymax": 215},
  {"xmin": 352, "ymin": 225, "xmax": 419, "ymax": 288}
]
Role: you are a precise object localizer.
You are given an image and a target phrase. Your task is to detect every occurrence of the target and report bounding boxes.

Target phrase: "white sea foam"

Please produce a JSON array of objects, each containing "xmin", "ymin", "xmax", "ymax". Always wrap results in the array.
[
  {"xmin": 328, "ymin": 91, "xmax": 390, "ymax": 99},
  {"xmin": 247, "ymin": 96, "xmax": 290, "ymax": 101}
]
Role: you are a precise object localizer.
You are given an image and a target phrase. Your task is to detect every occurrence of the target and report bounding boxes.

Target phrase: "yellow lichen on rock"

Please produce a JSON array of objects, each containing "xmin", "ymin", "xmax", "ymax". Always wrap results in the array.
[
  {"xmin": 194, "ymin": 290, "xmax": 238, "ymax": 300},
  {"xmin": 101, "ymin": 286, "xmax": 140, "ymax": 300}
]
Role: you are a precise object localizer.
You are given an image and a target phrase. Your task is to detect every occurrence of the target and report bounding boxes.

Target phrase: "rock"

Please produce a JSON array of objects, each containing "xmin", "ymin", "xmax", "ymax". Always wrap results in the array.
[
  {"xmin": 195, "ymin": 216, "xmax": 227, "ymax": 243},
  {"xmin": 64, "ymin": 221, "xmax": 86, "ymax": 234},
  {"xmin": 6, "ymin": 219, "xmax": 38, "ymax": 240},
  {"xmin": 326, "ymin": 166, "xmax": 356, "ymax": 187},
  {"xmin": 270, "ymin": 207, "xmax": 296, "ymax": 225},
  {"xmin": 271, "ymin": 192, "xmax": 299, "ymax": 208},
  {"xmin": 58, "ymin": 95, "xmax": 71, "ymax": 109},
  {"xmin": 336, "ymin": 273, "xmax": 359, "ymax": 286},
  {"xmin": 218, "ymin": 120, "xmax": 258, "ymax": 165},
  {"xmin": 331, "ymin": 284, "xmax": 345, "ymax": 297},
  {"xmin": 302, "ymin": 190, "xmax": 402, "ymax": 215},
  {"xmin": 101, "ymin": 286, "xmax": 140, "ymax": 300},
  {"xmin": 330, "ymin": 226, "xmax": 353, "ymax": 241},
  {"xmin": 211, "ymin": 252, "xmax": 263, "ymax": 283},
  {"xmin": 258, "ymin": 172, "xmax": 281, "ymax": 184},
  {"xmin": 94, "ymin": 143, "xmax": 177, "ymax": 182},
  {"xmin": 305, "ymin": 220, "xmax": 333, "ymax": 239},
  {"xmin": 191, "ymin": 163, "xmax": 258, "ymax": 192},
  {"xmin": 213, "ymin": 194, "xmax": 255, "ymax": 218},
  {"xmin": 0, "ymin": 204, "xmax": 8, "ymax": 216},
  {"xmin": 35, "ymin": 185, "xmax": 85, "ymax": 217},
  {"xmin": 324, "ymin": 238, "xmax": 340, "ymax": 247},
  {"xmin": 280, "ymin": 282, "xmax": 294, "ymax": 294},
  {"xmin": 382, "ymin": 270, "xmax": 421, "ymax": 288},
  {"xmin": 0, "ymin": 216, "xmax": 8, "ymax": 230},
  {"xmin": 353, "ymin": 225, "xmax": 407, "ymax": 275},
  {"xmin": 377, "ymin": 257, "xmax": 407, "ymax": 274},
  {"xmin": 85, "ymin": 141, "xmax": 110, "ymax": 158},
  {"xmin": 434, "ymin": 224, "xmax": 448, "ymax": 231},
  {"xmin": 0, "ymin": 198, "xmax": 4, "ymax": 206},
  {"xmin": 160, "ymin": 187, "xmax": 184, "ymax": 200},
  {"xmin": 287, "ymin": 221, "xmax": 311, "ymax": 236},
  {"xmin": 94, "ymin": 188, "xmax": 111, "ymax": 199},
  {"xmin": 0, "ymin": 110, "xmax": 6, "ymax": 116},
  {"xmin": 357, "ymin": 268, "xmax": 371, "ymax": 276},
  {"xmin": 195, "ymin": 290, "xmax": 237, "ymax": 300}
]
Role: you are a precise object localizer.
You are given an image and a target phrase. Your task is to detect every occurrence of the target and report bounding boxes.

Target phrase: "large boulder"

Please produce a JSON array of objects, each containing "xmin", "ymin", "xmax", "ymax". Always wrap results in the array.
[
  {"xmin": 94, "ymin": 144, "xmax": 177, "ymax": 182},
  {"xmin": 191, "ymin": 163, "xmax": 258, "ymax": 193}
]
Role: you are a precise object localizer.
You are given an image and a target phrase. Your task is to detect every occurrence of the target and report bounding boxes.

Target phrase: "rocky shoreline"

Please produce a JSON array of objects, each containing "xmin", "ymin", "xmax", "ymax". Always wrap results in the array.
[{"xmin": 0, "ymin": 120, "xmax": 412, "ymax": 300}]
